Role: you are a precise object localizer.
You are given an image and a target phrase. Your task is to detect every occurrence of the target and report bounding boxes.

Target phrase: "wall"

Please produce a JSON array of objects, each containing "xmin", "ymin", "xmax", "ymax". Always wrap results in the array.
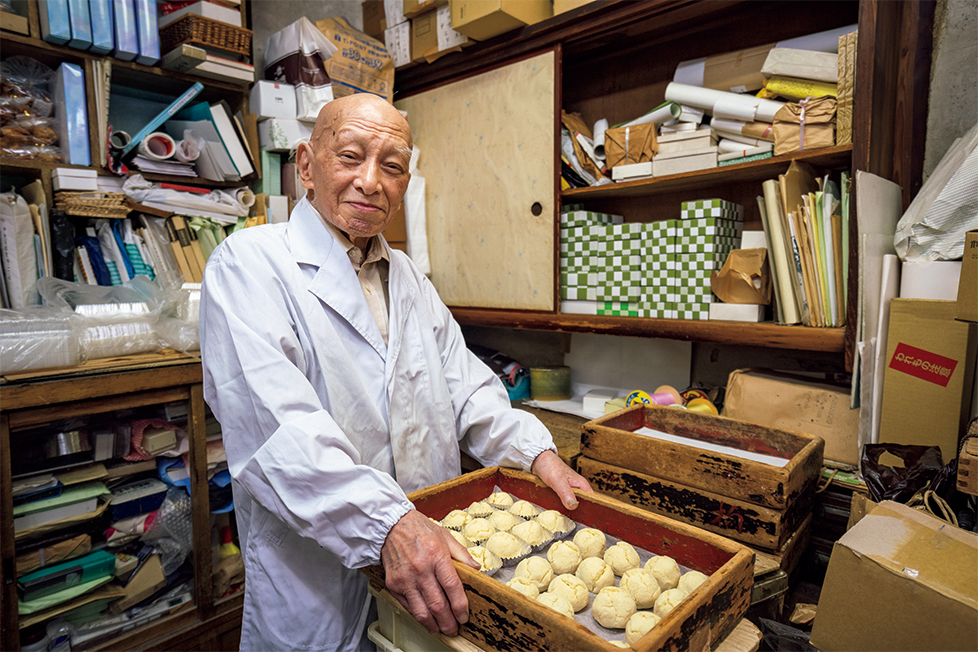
[{"xmin": 249, "ymin": 0, "xmax": 363, "ymax": 75}]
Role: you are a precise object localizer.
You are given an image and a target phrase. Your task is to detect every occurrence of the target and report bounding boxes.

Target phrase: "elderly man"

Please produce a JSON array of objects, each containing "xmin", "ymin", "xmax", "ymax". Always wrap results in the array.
[{"xmin": 200, "ymin": 93, "xmax": 591, "ymax": 651}]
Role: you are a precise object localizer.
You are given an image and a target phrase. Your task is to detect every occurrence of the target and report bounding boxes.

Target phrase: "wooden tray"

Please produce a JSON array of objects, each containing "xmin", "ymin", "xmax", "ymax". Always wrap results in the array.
[
  {"xmin": 364, "ymin": 467, "xmax": 753, "ymax": 652},
  {"xmin": 581, "ymin": 405, "xmax": 823, "ymax": 510}
]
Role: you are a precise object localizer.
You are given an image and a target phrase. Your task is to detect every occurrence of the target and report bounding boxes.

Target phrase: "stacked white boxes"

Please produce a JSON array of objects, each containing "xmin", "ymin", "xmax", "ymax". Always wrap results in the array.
[{"xmin": 674, "ymin": 199, "xmax": 743, "ymax": 319}]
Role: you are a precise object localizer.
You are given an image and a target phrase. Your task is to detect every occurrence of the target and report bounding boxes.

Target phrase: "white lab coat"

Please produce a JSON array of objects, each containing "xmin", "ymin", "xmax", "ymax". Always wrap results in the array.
[{"xmin": 200, "ymin": 198, "xmax": 554, "ymax": 651}]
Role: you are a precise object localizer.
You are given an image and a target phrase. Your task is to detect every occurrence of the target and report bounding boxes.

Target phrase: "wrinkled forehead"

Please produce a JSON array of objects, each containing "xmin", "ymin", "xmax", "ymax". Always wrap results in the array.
[{"xmin": 322, "ymin": 99, "xmax": 412, "ymax": 152}]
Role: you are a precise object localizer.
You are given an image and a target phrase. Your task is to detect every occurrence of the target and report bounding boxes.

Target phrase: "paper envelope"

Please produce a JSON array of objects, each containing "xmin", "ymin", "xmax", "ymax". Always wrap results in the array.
[{"xmin": 604, "ymin": 122, "xmax": 658, "ymax": 169}]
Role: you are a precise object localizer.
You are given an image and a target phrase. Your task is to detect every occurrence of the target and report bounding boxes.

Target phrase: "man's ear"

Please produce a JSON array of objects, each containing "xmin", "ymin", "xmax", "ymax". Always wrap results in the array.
[{"xmin": 295, "ymin": 142, "xmax": 316, "ymax": 191}]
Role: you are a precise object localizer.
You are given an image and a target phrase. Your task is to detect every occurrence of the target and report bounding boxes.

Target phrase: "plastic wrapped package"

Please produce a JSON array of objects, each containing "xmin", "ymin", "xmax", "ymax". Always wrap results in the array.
[
  {"xmin": 155, "ymin": 281, "xmax": 200, "ymax": 353},
  {"xmin": 141, "ymin": 487, "xmax": 193, "ymax": 575},
  {"xmin": 0, "ymin": 190, "xmax": 40, "ymax": 309},
  {"xmin": 0, "ymin": 308, "xmax": 82, "ymax": 373},
  {"xmin": 0, "ymin": 56, "xmax": 60, "ymax": 161},
  {"xmin": 36, "ymin": 276, "xmax": 166, "ymax": 360}
]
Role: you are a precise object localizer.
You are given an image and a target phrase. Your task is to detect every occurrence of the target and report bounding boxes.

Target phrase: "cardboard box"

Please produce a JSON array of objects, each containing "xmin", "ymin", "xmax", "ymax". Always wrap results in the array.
[
  {"xmin": 364, "ymin": 467, "xmax": 753, "ymax": 651},
  {"xmin": 957, "ymin": 229, "xmax": 978, "ymax": 323},
  {"xmin": 703, "ymin": 43, "xmax": 775, "ymax": 93},
  {"xmin": 110, "ymin": 553, "xmax": 165, "ymax": 613},
  {"xmin": 811, "ymin": 501, "xmax": 978, "ymax": 652},
  {"xmin": 554, "ymin": 0, "xmax": 593, "ymax": 15},
  {"xmin": 957, "ymin": 437, "xmax": 978, "ymax": 496},
  {"xmin": 449, "ymin": 0, "xmax": 552, "ymax": 42},
  {"xmin": 403, "ymin": 0, "xmax": 447, "ymax": 19},
  {"xmin": 384, "ymin": 21, "xmax": 412, "ymax": 68},
  {"xmin": 250, "ymin": 81, "xmax": 297, "ymax": 121},
  {"xmin": 880, "ymin": 299, "xmax": 978, "ymax": 463},
  {"xmin": 722, "ymin": 368, "xmax": 860, "ymax": 465},
  {"xmin": 258, "ymin": 118, "xmax": 313, "ymax": 152},
  {"xmin": 652, "ymin": 147, "xmax": 718, "ymax": 176},
  {"xmin": 362, "ymin": 0, "xmax": 386, "ymax": 38},
  {"xmin": 579, "ymin": 404, "xmax": 823, "ymax": 550},
  {"xmin": 657, "ymin": 128, "xmax": 718, "ymax": 156}
]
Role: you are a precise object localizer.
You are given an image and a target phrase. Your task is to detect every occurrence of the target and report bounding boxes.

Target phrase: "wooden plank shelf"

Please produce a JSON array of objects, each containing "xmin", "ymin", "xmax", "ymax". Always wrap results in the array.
[
  {"xmin": 450, "ymin": 308, "xmax": 845, "ymax": 352},
  {"xmin": 564, "ymin": 145, "xmax": 854, "ymax": 200}
]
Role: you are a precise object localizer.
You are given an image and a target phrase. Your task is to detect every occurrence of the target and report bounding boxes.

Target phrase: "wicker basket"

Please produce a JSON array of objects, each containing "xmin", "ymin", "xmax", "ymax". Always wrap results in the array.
[
  {"xmin": 159, "ymin": 14, "xmax": 253, "ymax": 60},
  {"xmin": 54, "ymin": 192, "xmax": 130, "ymax": 218}
]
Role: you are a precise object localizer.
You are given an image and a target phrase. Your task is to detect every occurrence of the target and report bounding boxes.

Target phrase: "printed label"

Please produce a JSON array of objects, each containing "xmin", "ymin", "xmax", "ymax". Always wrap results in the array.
[{"xmin": 888, "ymin": 342, "xmax": 957, "ymax": 388}]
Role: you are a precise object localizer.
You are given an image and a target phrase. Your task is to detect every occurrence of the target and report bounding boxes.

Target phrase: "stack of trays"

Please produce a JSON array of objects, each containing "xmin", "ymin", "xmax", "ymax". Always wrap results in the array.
[{"xmin": 674, "ymin": 199, "xmax": 743, "ymax": 320}]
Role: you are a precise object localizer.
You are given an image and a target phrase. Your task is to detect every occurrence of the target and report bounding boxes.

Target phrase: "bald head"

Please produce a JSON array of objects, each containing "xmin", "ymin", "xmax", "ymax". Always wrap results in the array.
[{"xmin": 296, "ymin": 93, "xmax": 413, "ymax": 249}]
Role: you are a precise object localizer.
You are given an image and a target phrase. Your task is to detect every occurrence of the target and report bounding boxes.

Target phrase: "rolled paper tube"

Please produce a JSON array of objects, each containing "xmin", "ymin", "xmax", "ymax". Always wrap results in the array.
[
  {"xmin": 592, "ymin": 118, "xmax": 609, "ymax": 159},
  {"xmin": 664, "ymin": 82, "xmax": 785, "ymax": 122},
  {"xmin": 714, "ymin": 129, "xmax": 767, "ymax": 148},
  {"xmin": 529, "ymin": 366, "xmax": 571, "ymax": 401},
  {"xmin": 109, "ymin": 130, "xmax": 131, "ymax": 149},
  {"xmin": 173, "ymin": 138, "xmax": 200, "ymax": 162},
  {"xmin": 686, "ymin": 398, "xmax": 719, "ymax": 415},
  {"xmin": 138, "ymin": 132, "xmax": 176, "ymax": 160},
  {"xmin": 235, "ymin": 187, "xmax": 256, "ymax": 207},
  {"xmin": 653, "ymin": 385, "xmax": 683, "ymax": 406},
  {"xmin": 713, "ymin": 96, "xmax": 758, "ymax": 122},
  {"xmin": 626, "ymin": 390, "xmax": 653, "ymax": 406},
  {"xmin": 710, "ymin": 118, "xmax": 775, "ymax": 142}
]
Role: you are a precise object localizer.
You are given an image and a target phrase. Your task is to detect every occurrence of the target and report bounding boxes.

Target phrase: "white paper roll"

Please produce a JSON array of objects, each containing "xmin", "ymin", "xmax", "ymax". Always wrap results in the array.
[
  {"xmin": 677, "ymin": 105, "xmax": 704, "ymax": 124},
  {"xmin": 776, "ymin": 24, "xmax": 858, "ymax": 53},
  {"xmin": 174, "ymin": 138, "xmax": 200, "ymax": 163},
  {"xmin": 138, "ymin": 132, "xmax": 176, "ymax": 160},
  {"xmin": 592, "ymin": 118, "xmax": 609, "ymax": 159},
  {"xmin": 711, "ymin": 118, "xmax": 749, "ymax": 135},
  {"xmin": 623, "ymin": 102, "xmax": 682, "ymax": 128},
  {"xmin": 665, "ymin": 83, "xmax": 785, "ymax": 122},
  {"xmin": 754, "ymin": 98, "xmax": 785, "ymax": 123},
  {"xmin": 235, "ymin": 188, "xmax": 256, "ymax": 207},
  {"xmin": 713, "ymin": 97, "xmax": 758, "ymax": 122},
  {"xmin": 715, "ymin": 131, "xmax": 766, "ymax": 147},
  {"xmin": 718, "ymin": 139, "xmax": 773, "ymax": 154}
]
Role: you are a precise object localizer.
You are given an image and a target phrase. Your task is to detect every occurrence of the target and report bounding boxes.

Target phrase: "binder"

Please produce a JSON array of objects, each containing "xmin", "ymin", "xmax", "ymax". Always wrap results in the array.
[
  {"xmin": 119, "ymin": 82, "xmax": 203, "ymax": 162},
  {"xmin": 39, "ymin": 0, "xmax": 71, "ymax": 45},
  {"xmin": 65, "ymin": 0, "xmax": 92, "ymax": 49},
  {"xmin": 88, "ymin": 0, "xmax": 115, "ymax": 54},
  {"xmin": 208, "ymin": 101, "xmax": 255, "ymax": 178},
  {"xmin": 111, "ymin": 0, "xmax": 138, "ymax": 61},
  {"xmin": 133, "ymin": 0, "xmax": 160, "ymax": 65}
]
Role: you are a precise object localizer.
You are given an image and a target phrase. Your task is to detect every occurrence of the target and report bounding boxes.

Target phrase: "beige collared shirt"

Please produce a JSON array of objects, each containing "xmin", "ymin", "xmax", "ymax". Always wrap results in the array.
[{"xmin": 319, "ymin": 216, "xmax": 390, "ymax": 346}]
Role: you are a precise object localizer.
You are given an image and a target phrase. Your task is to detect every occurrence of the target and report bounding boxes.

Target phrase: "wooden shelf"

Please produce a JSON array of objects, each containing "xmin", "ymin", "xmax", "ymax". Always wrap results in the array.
[
  {"xmin": 564, "ymin": 145, "xmax": 853, "ymax": 200},
  {"xmin": 450, "ymin": 308, "xmax": 845, "ymax": 352}
]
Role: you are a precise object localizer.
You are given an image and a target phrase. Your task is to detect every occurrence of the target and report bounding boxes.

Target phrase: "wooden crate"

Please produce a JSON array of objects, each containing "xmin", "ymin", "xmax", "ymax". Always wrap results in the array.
[
  {"xmin": 581, "ymin": 405, "xmax": 823, "ymax": 510},
  {"xmin": 364, "ymin": 467, "xmax": 753, "ymax": 652}
]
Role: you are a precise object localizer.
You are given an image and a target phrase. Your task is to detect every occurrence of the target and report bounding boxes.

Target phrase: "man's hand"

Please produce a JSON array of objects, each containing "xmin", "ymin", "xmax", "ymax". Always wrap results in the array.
[
  {"xmin": 381, "ymin": 509, "xmax": 479, "ymax": 636},
  {"xmin": 531, "ymin": 449, "xmax": 593, "ymax": 509}
]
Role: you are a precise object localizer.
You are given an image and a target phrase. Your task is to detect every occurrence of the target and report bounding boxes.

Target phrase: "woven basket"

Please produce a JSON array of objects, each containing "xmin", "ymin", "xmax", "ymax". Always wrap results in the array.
[
  {"xmin": 159, "ymin": 14, "xmax": 253, "ymax": 60},
  {"xmin": 55, "ymin": 192, "xmax": 130, "ymax": 218}
]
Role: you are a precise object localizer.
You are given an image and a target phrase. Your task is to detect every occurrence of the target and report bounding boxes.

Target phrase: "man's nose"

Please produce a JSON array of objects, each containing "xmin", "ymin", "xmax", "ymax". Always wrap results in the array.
[{"xmin": 354, "ymin": 161, "xmax": 381, "ymax": 194}]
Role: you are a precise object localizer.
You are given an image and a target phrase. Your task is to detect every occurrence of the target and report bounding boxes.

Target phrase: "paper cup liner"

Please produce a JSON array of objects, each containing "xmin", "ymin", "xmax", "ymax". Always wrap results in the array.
[
  {"xmin": 508, "ymin": 500, "xmax": 542, "ymax": 520},
  {"xmin": 440, "ymin": 509, "xmax": 472, "ymax": 532},
  {"xmin": 468, "ymin": 546, "xmax": 503, "ymax": 576}
]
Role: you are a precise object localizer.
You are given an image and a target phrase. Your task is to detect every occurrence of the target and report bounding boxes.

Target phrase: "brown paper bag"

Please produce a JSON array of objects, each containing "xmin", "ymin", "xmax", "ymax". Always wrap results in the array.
[
  {"xmin": 603, "ymin": 122, "xmax": 658, "ymax": 168},
  {"xmin": 773, "ymin": 96, "xmax": 836, "ymax": 156},
  {"xmin": 710, "ymin": 248, "xmax": 772, "ymax": 304},
  {"xmin": 560, "ymin": 110, "xmax": 606, "ymax": 180}
]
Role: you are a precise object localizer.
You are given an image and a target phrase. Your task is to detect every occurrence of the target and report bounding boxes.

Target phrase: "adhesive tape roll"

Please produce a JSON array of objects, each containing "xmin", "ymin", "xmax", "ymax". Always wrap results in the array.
[
  {"xmin": 529, "ymin": 366, "xmax": 571, "ymax": 401},
  {"xmin": 138, "ymin": 132, "xmax": 176, "ymax": 160},
  {"xmin": 681, "ymin": 388, "xmax": 708, "ymax": 403},
  {"xmin": 625, "ymin": 390, "xmax": 652, "ymax": 406},
  {"xmin": 109, "ymin": 130, "xmax": 131, "ymax": 150},
  {"xmin": 654, "ymin": 385, "xmax": 683, "ymax": 406},
  {"xmin": 236, "ymin": 187, "xmax": 256, "ymax": 207}
]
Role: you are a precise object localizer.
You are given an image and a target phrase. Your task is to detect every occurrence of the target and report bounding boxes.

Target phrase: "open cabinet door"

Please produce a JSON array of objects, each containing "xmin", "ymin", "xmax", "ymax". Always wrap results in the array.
[{"xmin": 395, "ymin": 49, "xmax": 557, "ymax": 311}]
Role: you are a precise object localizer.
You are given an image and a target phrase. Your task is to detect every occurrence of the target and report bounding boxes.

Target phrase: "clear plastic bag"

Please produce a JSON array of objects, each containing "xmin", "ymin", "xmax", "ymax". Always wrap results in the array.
[
  {"xmin": 142, "ymin": 487, "xmax": 193, "ymax": 575},
  {"xmin": 0, "ymin": 307, "xmax": 82, "ymax": 373},
  {"xmin": 0, "ymin": 56, "xmax": 59, "ymax": 161}
]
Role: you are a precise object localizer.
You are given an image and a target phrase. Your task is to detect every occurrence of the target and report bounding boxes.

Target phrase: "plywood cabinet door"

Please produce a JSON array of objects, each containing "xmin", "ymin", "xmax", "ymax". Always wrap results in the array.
[{"xmin": 395, "ymin": 50, "xmax": 556, "ymax": 310}]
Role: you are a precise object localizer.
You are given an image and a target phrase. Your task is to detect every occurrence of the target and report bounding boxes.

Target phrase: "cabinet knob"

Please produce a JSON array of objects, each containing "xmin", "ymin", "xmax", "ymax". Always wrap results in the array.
[{"xmin": 531, "ymin": 202, "xmax": 543, "ymax": 216}]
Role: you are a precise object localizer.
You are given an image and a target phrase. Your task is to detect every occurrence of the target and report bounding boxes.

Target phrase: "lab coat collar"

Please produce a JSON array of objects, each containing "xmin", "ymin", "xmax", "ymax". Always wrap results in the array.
[{"xmin": 287, "ymin": 198, "xmax": 388, "ymax": 358}]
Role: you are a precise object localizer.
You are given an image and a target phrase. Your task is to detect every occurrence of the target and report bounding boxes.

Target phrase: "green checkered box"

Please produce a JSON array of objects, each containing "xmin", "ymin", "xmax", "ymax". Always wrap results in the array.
[
  {"xmin": 604, "ymin": 238, "xmax": 647, "ymax": 255},
  {"xmin": 675, "ymin": 306, "xmax": 710, "ymax": 320},
  {"xmin": 680, "ymin": 199, "xmax": 743, "ymax": 221},
  {"xmin": 644, "ymin": 219, "xmax": 678, "ymax": 237},
  {"xmin": 677, "ymin": 251, "xmax": 728, "ymax": 265},
  {"xmin": 676, "ymin": 268, "xmax": 713, "ymax": 282},
  {"xmin": 560, "ymin": 239, "xmax": 607, "ymax": 255},
  {"xmin": 561, "ymin": 286, "xmax": 598, "ymax": 301},
  {"xmin": 559, "ymin": 210, "xmax": 624, "ymax": 228},
  {"xmin": 598, "ymin": 308, "xmax": 640, "ymax": 317},
  {"xmin": 644, "ymin": 240, "xmax": 675, "ymax": 257},
  {"xmin": 561, "ymin": 224, "xmax": 615, "ymax": 241},
  {"xmin": 675, "ymin": 236, "xmax": 739, "ymax": 253},
  {"xmin": 639, "ymin": 307, "xmax": 675, "ymax": 319},
  {"xmin": 597, "ymin": 268, "xmax": 646, "ymax": 285},
  {"xmin": 596, "ymin": 284, "xmax": 645, "ymax": 301},
  {"xmin": 560, "ymin": 271, "xmax": 600, "ymax": 287},
  {"xmin": 597, "ymin": 301, "xmax": 639, "ymax": 316},
  {"xmin": 606, "ymin": 254, "xmax": 644, "ymax": 269},
  {"xmin": 560, "ymin": 203, "xmax": 585, "ymax": 214},
  {"xmin": 675, "ymin": 221, "xmax": 741, "ymax": 238}
]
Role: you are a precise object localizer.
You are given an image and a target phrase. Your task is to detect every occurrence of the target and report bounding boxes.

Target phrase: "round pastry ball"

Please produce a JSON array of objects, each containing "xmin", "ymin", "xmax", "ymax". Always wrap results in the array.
[
  {"xmin": 575, "ymin": 556, "xmax": 616, "ymax": 593},
  {"xmin": 462, "ymin": 517, "xmax": 496, "ymax": 543},
  {"xmin": 536, "ymin": 509, "xmax": 573, "ymax": 535},
  {"xmin": 441, "ymin": 509, "xmax": 471, "ymax": 530},
  {"xmin": 466, "ymin": 500, "xmax": 495, "ymax": 518},
  {"xmin": 592, "ymin": 587, "xmax": 637, "ymax": 629},
  {"xmin": 485, "ymin": 531, "xmax": 525, "ymax": 560},
  {"xmin": 511, "ymin": 519, "xmax": 552, "ymax": 547},
  {"xmin": 653, "ymin": 588, "xmax": 686, "ymax": 618},
  {"xmin": 678, "ymin": 570, "xmax": 709, "ymax": 596},
  {"xmin": 548, "ymin": 574, "xmax": 590, "ymax": 612},
  {"xmin": 646, "ymin": 555, "xmax": 682, "ymax": 591},
  {"xmin": 626, "ymin": 611, "xmax": 662, "ymax": 646},
  {"xmin": 536, "ymin": 591, "xmax": 575, "ymax": 619},
  {"xmin": 547, "ymin": 540, "xmax": 583, "ymax": 575},
  {"xmin": 604, "ymin": 541, "xmax": 640, "ymax": 576},
  {"xmin": 509, "ymin": 500, "xmax": 541, "ymax": 519},
  {"xmin": 488, "ymin": 510, "xmax": 523, "ymax": 532},
  {"xmin": 573, "ymin": 528, "xmax": 607, "ymax": 559},
  {"xmin": 506, "ymin": 577, "xmax": 539, "ymax": 599},
  {"xmin": 447, "ymin": 529, "xmax": 473, "ymax": 548},
  {"xmin": 619, "ymin": 568, "xmax": 662, "ymax": 609},
  {"xmin": 467, "ymin": 546, "xmax": 502, "ymax": 573},
  {"xmin": 487, "ymin": 491, "xmax": 514, "ymax": 509},
  {"xmin": 514, "ymin": 556, "xmax": 554, "ymax": 591}
]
